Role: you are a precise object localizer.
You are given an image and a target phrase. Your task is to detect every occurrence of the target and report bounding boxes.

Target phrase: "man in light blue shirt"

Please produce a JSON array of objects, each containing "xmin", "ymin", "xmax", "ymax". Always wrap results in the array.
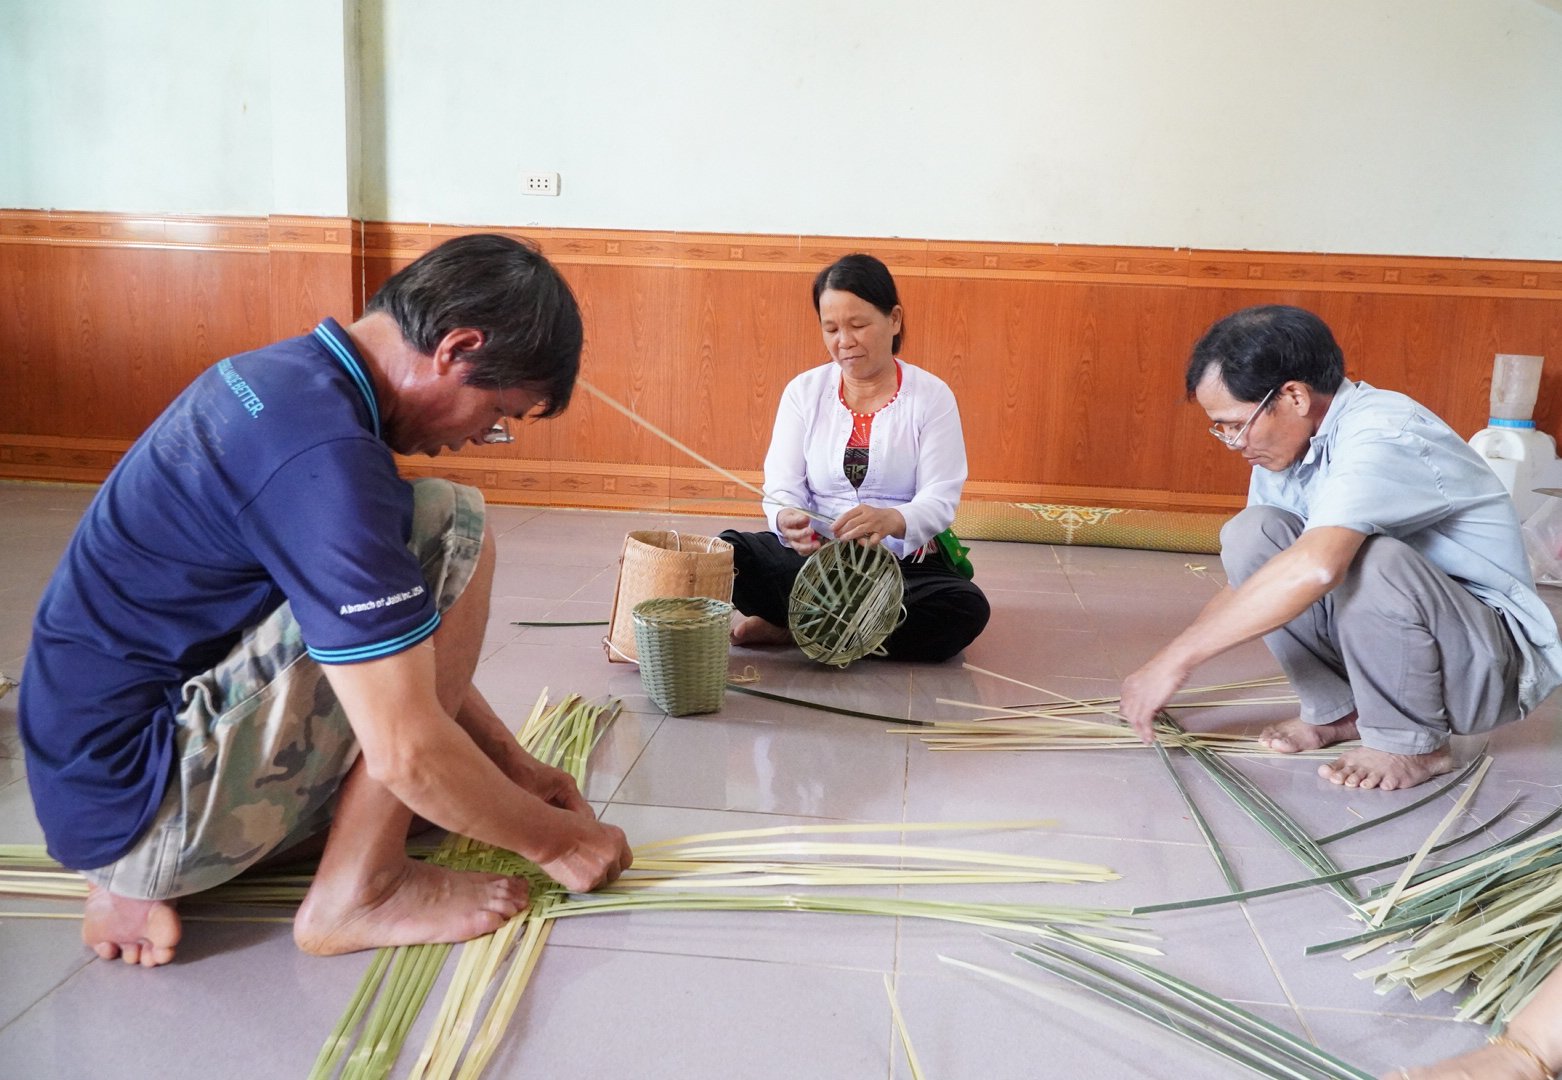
[{"xmin": 1121, "ymin": 305, "xmax": 1562, "ymax": 791}]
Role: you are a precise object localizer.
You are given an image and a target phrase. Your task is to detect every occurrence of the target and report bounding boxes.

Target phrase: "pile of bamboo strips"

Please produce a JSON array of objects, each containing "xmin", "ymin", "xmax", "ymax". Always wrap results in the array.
[
  {"xmin": 300, "ymin": 691, "xmax": 1140, "ymax": 1080},
  {"xmin": 951, "ymin": 930, "xmax": 1376, "ymax": 1079},
  {"xmin": 907, "ymin": 666, "xmax": 1313, "ymax": 756},
  {"xmin": 1317, "ymin": 823, "xmax": 1562, "ymax": 1025}
]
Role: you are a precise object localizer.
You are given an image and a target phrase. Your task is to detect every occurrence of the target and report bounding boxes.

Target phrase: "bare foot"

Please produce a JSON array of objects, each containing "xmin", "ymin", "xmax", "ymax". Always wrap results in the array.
[
  {"xmin": 83, "ymin": 883, "xmax": 182, "ymax": 967},
  {"xmin": 293, "ymin": 857, "xmax": 529, "ymax": 956},
  {"xmin": 731, "ymin": 615, "xmax": 793, "ymax": 647},
  {"xmin": 1388, "ymin": 1033, "xmax": 1555, "ymax": 1079},
  {"xmin": 1259, "ymin": 713, "xmax": 1359, "ymax": 753},
  {"xmin": 1321, "ymin": 744, "xmax": 1455, "ymax": 792}
]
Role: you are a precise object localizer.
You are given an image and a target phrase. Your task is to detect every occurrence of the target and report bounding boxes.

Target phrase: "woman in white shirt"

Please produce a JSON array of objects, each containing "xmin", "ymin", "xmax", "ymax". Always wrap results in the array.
[{"xmin": 719, "ymin": 254, "xmax": 989, "ymax": 663}]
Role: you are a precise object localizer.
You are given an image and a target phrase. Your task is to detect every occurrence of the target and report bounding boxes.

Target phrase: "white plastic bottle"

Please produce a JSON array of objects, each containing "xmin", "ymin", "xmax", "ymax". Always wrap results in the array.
[{"xmin": 1469, "ymin": 354, "xmax": 1559, "ymax": 522}]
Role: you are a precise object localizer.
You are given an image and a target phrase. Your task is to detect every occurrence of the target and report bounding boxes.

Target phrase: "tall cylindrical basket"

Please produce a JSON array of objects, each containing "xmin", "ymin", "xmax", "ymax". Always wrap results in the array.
[{"xmin": 632, "ymin": 596, "xmax": 733, "ymax": 716}]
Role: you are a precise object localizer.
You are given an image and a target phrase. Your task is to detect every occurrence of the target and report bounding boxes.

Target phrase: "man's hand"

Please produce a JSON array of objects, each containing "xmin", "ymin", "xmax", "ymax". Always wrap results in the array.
[
  {"xmin": 1119, "ymin": 655, "xmax": 1191, "ymax": 743},
  {"xmin": 503, "ymin": 752, "xmax": 592, "ymax": 816},
  {"xmin": 777, "ymin": 507, "xmax": 823, "ymax": 555},
  {"xmin": 538, "ymin": 816, "xmax": 634, "ymax": 893},
  {"xmin": 831, "ymin": 505, "xmax": 906, "ymax": 547}
]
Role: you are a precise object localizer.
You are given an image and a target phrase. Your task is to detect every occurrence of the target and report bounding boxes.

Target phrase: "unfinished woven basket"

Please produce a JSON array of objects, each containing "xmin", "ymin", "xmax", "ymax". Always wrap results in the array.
[
  {"xmin": 788, "ymin": 540, "xmax": 906, "ymax": 668},
  {"xmin": 633, "ymin": 596, "xmax": 733, "ymax": 716}
]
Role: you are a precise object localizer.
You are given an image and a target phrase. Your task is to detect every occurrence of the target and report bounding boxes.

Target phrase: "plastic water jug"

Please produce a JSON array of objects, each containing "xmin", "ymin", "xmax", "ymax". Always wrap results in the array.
[
  {"xmin": 1469, "ymin": 353, "xmax": 1558, "ymax": 522},
  {"xmin": 1471, "ymin": 425, "xmax": 1559, "ymax": 522}
]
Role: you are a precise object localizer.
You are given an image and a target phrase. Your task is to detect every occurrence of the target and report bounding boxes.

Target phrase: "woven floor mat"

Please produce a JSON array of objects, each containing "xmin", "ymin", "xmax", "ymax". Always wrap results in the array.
[{"xmin": 953, "ymin": 500, "xmax": 1230, "ymax": 554}]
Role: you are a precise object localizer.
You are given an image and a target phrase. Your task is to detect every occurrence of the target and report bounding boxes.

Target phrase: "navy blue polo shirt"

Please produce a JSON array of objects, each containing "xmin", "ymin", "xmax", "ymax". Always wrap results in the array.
[{"xmin": 19, "ymin": 320, "xmax": 440, "ymax": 869}]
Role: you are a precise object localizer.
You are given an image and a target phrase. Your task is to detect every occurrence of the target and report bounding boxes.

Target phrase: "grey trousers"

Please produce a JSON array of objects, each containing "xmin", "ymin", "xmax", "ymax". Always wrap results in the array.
[{"xmin": 1220, "ymin": 506, "xmax": 1522, "ymax": 755}]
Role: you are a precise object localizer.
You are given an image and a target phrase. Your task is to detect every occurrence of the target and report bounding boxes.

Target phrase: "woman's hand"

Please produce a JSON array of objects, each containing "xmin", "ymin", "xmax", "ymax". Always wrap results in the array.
[
  {"xmin": 831, "ymin": 505, "xmax": 906, "ymax": 547},
  {"xmin": 777, "ymin": 508, "xmax": 823, "ymax": 555}
]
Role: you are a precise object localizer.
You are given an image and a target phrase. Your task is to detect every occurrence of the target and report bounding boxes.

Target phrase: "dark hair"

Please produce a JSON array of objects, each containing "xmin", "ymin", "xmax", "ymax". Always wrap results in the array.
[
  {"xmin": 366, "ymin": 233, "xmax": 582, "ymax": 418},
  {"xmin": 812, "ymin": 253, "xmax": 904, "ymax": 354},
  {"xmin": 1185, "ymin": 305, "xmax": 1345, "ymax": 404}
]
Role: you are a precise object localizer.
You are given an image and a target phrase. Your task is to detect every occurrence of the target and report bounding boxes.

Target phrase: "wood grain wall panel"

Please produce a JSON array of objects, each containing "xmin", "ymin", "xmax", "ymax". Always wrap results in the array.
[
  {"xmin": 268, "ymin": 251, "xmax": 357, "ymax": 340},
  {"xmin": 0, "ymin": 243, "xmax": 59, "ymax": 434},
  {"xmin": 551, "ymin": 262, "xmax": 678, "ymax": 477},
  {"xmin": 913, "ymin": 275, "xmax": 1051, "ymax": 492},
  {"xmin": 6, "ymin": 210, "xmax": 1562, "ymax": 516}
]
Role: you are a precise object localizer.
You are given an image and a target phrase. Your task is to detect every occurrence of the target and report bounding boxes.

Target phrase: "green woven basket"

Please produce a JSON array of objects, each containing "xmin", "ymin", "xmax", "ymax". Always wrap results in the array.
[
  {"xmin": 632, "ymin": 596, "xmax": 734, "ymax": 716},
  {"xmin": 788, "ymin": 540, "xmax": 906, "ymax": 668}
]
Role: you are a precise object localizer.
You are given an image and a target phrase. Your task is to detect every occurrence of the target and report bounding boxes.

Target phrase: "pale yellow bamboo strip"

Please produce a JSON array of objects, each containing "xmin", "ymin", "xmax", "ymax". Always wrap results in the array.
[
  {"xmin": 577, "ymin": 379, "xmax": 830, "ymax": 525},
  {"xmin": 643, "ymin": 840, "xmax": 1112, "ymax": 873},
  {"xmin": 607, "ymin": 870, "xmax": 1111, "ymax": 890},
  {"xmin": 1368, "ymin": 829, "xmax": 1562, "ymax": 913},
  {"xmin": 632, "ymin": 819, "xmax": 1056, "ymax": 850},
  {"xmin": 453, "ymin": 911, "xmax": 555, "ymax": 1080},
  {"xmin": 0, "ymin": 911, "xmax": 295, "ymax": 924},
  {"xmin": 962, "ymin": 663, "xmax": 1126, "ymax": 723},
  {"xmin": 408, "ymin": 918, "xmax": 523, "ymax": 1080},
  {"xmin": 1369, "ymin": 756, "xmax": 1494, "ymax": 927},
  {"xmin": 884, "ymin": 975, "xmax": 926, "ymax": 1080}
]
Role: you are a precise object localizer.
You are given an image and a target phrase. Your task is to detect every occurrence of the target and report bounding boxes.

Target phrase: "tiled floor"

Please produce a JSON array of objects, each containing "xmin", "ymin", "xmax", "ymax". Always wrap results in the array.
[{"xmin": 2, "ymin": 478, "xmax": 1560, "ymax": 1079}]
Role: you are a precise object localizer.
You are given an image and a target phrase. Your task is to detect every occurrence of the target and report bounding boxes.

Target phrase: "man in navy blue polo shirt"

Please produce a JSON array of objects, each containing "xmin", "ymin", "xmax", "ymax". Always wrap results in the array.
[{"xmin": 20, "ymin": 233, "xmax": 632, "ymax": 967}]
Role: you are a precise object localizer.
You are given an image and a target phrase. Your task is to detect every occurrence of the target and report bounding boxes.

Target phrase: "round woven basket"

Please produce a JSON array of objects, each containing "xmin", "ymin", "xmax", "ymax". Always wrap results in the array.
[
  {"xmin": 787, "ymin": 540, "xmax": 906, "ymax": 668},
  {"xmin": 632, "ymin": 596, "xmax": 733, "ymax": 716}
]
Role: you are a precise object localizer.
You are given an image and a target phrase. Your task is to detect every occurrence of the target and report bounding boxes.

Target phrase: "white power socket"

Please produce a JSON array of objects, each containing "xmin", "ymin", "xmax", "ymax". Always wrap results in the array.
[{"xmin": 522, "ymin": 171, "xmax": 560, "ymax": 196}]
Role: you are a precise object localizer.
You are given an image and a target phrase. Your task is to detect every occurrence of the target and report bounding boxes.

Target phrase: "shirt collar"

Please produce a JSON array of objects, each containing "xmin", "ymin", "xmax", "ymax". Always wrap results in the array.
[
  {"xmin": 1300, "ymin": 377, "xmax": 1358, "ymax": 466},
  {"xmin": 311, "ymin": 318, "xmax": 382, "ymax": 438}
]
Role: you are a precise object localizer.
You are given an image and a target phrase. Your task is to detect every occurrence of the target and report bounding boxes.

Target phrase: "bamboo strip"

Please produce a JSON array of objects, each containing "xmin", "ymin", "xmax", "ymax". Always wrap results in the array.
[
  {"xmin": 1367, "ymin": 757, "xmax": 1492, "ymax": 927},
  {"xmin": 884, "ymin": 975, "xmax": 926, "ymax": 1080}
]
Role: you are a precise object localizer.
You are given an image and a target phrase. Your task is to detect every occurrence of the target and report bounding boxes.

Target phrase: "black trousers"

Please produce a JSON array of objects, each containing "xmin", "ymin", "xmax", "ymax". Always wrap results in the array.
[{"xmin": 718, "ymin": 530, "xmax": 990, "ymax": 663}]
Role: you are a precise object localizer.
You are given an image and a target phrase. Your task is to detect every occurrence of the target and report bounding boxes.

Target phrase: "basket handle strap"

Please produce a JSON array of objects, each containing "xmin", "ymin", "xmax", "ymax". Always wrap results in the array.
[{"xmin": 601, "ymin": 635, "xmax": 639, "ymax": 665}]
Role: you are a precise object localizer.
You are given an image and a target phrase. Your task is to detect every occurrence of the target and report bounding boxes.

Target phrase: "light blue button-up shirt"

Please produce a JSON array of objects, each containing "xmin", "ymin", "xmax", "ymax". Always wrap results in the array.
[{"xmin": 1249, "ymin": 379, "xmax": 1562, "ymax": 712}]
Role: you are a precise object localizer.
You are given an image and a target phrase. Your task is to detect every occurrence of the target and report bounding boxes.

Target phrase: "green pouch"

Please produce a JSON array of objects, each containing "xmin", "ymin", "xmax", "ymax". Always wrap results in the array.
[{"xmin": 932, "ymin": 527, "xmax": 974, "ymax": 580}]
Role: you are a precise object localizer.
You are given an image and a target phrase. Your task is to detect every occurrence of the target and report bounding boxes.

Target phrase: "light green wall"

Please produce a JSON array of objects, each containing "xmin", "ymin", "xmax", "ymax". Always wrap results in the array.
[
  {"xmin": 3, "ymin": 0, "xmax": 1560, "ymax": 257},
  {"xmin": 0, "ymin": 0, "xmax": 353, "ymax": 216}
]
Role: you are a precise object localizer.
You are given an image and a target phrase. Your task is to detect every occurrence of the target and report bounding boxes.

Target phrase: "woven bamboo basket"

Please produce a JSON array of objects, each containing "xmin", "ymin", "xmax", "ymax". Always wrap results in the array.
[
  {"xmin": 632, "ymin": 596, "xmax": 734, "ymax": 716},
  {"xmin": 605, "ymin": 531, "xmax": 735, "ymax": 663},
  {"xmin": 787, "ymin": 540, "xmax": 906, "ymax": 668}
]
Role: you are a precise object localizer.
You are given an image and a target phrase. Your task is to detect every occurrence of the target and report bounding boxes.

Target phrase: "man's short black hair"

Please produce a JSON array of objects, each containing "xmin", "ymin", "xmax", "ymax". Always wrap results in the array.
[
  {"xmin": 1185, "ymin": 305, "xmax": 1345, "ymax": 404},
  {"xmin": 812, "ymin": 253, "xmax": 905, "ymax": 354},
  {"xmin": 366, "ymin": 233, "xmax": 582, "ymax": 418}
]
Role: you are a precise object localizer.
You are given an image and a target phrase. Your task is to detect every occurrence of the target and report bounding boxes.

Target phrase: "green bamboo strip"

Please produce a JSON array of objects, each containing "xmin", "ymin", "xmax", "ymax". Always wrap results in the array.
[
  {"xmin": 1367, "ymin": 756, "xmax": 1492, "ymax": 927},
  {"xmin": 1132, "ymin": 803, "xmax": 1519, "ymax": 915},
  {"xmin": 1155, "ymin": 740, "xmax": 1241, "ymax": 893},
  {"xmin": 316, "ymin": 689, "xmax": 609, "ymax": 1080},
  {"xmin": 1176, "ymin": 724, "xmax": 1357, "ymax": 909},
  {"xmin": 509, "ymin": 620, "xmax": 609, "ymax": 627},
  {"xmin": 309, "ymin": 949, "xmax": 396, "ymax": 1080},
  {"xmin": 1012, "ymin": 952, "xmax": 1327, "ymax": 1079},
  {"xmin": 1009, "ymin": 937, "xmax": 1373, "ymax": 1079},
  {"xmin": 1315, "ymin": 755, "xmax": 1489, "ymax": 844},
  {"xmin": 1373, "ymin": 809, "xmax": 1562, "ymax": 906},
  {"xmin": 725, "ymin": 683, "xmax": 930, "ymax": 726}
]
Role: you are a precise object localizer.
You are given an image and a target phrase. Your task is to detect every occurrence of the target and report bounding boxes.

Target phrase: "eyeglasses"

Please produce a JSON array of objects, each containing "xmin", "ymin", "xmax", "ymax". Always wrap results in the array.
[
  {"xmin": 482, "ymin": 418, "xmax": 514, "ymax": 445},
  {"xmin": 1208, "ymin": 388, "xmax": 1275, "ymax": 449}
]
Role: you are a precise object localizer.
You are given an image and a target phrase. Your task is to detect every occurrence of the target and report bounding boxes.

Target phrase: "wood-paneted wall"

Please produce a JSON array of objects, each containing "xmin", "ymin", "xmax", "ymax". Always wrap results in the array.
[{"xmin": 4, "ymin": 209, "xmax": 1561, "ymax": 514}]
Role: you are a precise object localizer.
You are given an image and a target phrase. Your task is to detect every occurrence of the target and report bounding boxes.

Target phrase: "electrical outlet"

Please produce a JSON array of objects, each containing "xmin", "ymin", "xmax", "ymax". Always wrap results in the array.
[{"xmin": 522, "ymin": 171, "xmax": 560, "ymax": 196}]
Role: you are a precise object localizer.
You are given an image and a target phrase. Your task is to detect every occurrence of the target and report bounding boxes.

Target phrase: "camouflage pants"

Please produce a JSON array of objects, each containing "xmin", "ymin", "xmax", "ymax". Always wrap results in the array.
[{"xmin": 81, "ymin": 479, "xmax": 487, "ymax": 901}]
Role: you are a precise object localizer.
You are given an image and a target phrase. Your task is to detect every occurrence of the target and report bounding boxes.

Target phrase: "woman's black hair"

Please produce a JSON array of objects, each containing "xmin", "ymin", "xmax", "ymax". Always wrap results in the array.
[{"xmin": 812, "ymin": 253, "xmax": 904, "ymax": 353}]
